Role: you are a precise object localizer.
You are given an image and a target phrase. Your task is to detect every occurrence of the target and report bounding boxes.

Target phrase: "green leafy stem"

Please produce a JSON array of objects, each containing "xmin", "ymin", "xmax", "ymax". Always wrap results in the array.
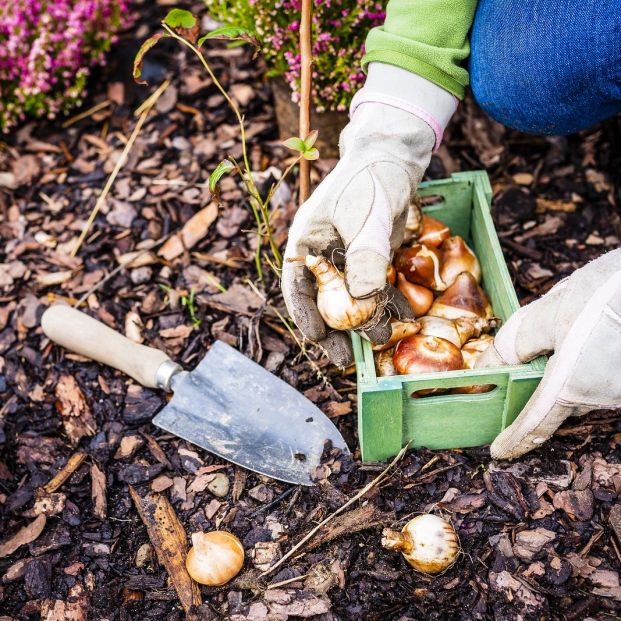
[{"xmin": 134, "ymin": 8, "xmax": 318, "ymax": 281}]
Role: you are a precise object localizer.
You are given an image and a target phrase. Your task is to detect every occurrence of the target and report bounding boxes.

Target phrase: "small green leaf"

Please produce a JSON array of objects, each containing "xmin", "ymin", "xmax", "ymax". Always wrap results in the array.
[
  {"xmin": 304, "ymin": 130, "xmax": 319, "ymax": 149},
  {"xmin": 198, "ymin": 25, "xmax": 260, "ymax": 49},
  {"xmin": 282, "ymin": 137, "xmax": 306, "ymax": 153},
  {"xmin": 163, "ymin": 8, "xmax": 197, "ymax": 29},
  {"xmin": 209, "ymin": 160, "xmax": 235, "ymax": 192},
  {"xmin": 133, "ymin": 33, "xmax": 168, "ymax": 84},
  {"xmin": 302, "ymin": 147, "xmax": 319, "ymax": 161}
]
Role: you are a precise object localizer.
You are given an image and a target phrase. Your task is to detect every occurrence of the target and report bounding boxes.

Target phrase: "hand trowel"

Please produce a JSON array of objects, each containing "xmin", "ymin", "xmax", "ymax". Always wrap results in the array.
[{"xmin": 42, "ymin": 305, "xmax": 348, "ymax": 485}]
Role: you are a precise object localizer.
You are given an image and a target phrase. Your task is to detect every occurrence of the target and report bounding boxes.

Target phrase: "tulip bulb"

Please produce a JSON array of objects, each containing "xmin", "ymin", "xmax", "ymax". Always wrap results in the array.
[
  {"xmin": 419, "ymin": 315, "xmax": 491, "ymax": 348},
  {"xmin": 440, "ymin": 236, "xmax": 481, "ymax": 286},
  {"xmin": 395, "ymin": 244, "xmax": 446, "ymax": 291},
  {"xmin": 375, "ymin": 348, "xmax": 397, "ymax": 377},
  {"xmin": 387, "ymin": 264, "xmax": 397, "ymax": 286},
  {"xmin": 403, "ymin": 200, "xmax": 424, "ymax": 243},
  {"xmin": 382, "ymin": 514, "xmax": 460, "ymax": 574},
  {"xmin": 417, "ymin": 215, "xmax": 451, "ymax": 248},
  {"xmin": 461, "ymin": 334, "xmax": 494, "ymax": 369},
  {"xmin": 305, "ymin": 255, "xmax": 377, "ymax": 330},
  {"xmin": 428, "ymin": 272, "xmax": 493, "ymax": 321},
  {"xmin": 452, "ymin": 334, "xmax": 496, "ymax": 394},
  {"xmin": 397, "ymin": 273, "xmax": 434, "ymax": 317},
  {"xmin": 372, "ymin": 320, "xmax": 421, "ymax": 352},
  {"xmin": 186, "ymin": 531, "xmax": 244, "ymax": 586},
  {"xmin": 393, "ymin": 335, "xmax": 463, "ymax": 376}
]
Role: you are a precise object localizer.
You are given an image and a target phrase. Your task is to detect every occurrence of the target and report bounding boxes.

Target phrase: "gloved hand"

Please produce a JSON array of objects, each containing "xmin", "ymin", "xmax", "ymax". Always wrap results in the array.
[
  {"xmin": 282, "ymin": 63, "xmax": 457, "ymax": 366},
  {"xmin": 476, "ymin": 249, "xmax": 621, "ymax": 459}
]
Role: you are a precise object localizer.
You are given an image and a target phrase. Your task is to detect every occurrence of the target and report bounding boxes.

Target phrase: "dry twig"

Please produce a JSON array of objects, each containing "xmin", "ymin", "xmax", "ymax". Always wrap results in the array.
[{"xmin": 261, "ymin": 446, "xmax": 409, "ymax": 576}]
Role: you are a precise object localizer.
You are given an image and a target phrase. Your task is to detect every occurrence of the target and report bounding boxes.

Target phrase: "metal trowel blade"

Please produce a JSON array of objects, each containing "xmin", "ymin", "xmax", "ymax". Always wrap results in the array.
[{"xmin": 152, "ymin": 341, "xmax": 349, "ymax": 485}]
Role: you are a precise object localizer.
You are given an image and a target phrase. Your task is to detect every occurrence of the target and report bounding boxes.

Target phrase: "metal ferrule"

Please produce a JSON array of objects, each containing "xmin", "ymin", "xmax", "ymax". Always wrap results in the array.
[{"xmin": 154, "ymin": 359, "xmax": 183, "ymax": 391}]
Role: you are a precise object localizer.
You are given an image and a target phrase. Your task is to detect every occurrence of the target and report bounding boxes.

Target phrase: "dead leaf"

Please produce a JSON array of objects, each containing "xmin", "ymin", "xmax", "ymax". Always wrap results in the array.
[
  {"xmin": 36, "ymin": 270, "xmax": 77, "ymax": 288},
  {"xmin": 159, "ymin": 203, "xmax": 218, "ymax": 260},
  {"xmin": 207, "ymin": 283, "xmax": 263, "ymax": 315},
  {"xmin": 535, "ymin": 197, "xmax": 576, "ymax": 213},
  {"xmin": 54, "ymin": 375, "xmax": 97, "ymax": 445},
  {"xmin": 0, "ymin": 515, "xmax": 46, "ymax": 557},
  {"xmin": 129, "ymin": 487, "xmax": 201, "ymax": 614},
  {"xmin": 216, "ymin": 205, "xmax": 247, "ymax": 238},
  {"xmin": 91, "ymin": 463, "xmax": 107, "ymax": 519},
  {"xmin": 159, "ymin": 324, "xmax": 193, "ymax": 339}
]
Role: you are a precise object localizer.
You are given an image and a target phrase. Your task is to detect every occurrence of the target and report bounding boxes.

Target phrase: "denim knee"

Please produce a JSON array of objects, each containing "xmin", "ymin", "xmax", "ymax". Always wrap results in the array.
[{"xmin": 469, "ymin": 0, "xmax": 621, "ymax": 135}]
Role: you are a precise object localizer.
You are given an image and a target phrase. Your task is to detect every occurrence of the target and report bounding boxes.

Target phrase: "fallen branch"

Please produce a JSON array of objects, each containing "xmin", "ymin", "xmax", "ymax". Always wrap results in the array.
[{"xmin": 261, "ymin": 446, "xmax": 408, "ymax": 576}]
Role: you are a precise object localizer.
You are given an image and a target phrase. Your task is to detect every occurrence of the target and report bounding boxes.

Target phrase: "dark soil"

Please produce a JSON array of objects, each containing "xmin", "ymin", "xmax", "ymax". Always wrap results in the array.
[{"xmin": 2, "ymin": 2, "xmax": 621, "ymax": 620}]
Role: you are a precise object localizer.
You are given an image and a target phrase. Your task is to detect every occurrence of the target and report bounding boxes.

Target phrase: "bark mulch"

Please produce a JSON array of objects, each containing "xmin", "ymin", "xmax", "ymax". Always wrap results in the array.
[{"xmin": 2, "ymin": 2, "xmax": 621, "ymax": 620}]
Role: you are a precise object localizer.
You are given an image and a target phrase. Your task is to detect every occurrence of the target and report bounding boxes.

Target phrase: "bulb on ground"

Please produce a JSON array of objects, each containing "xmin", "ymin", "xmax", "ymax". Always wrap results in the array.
[
  {"xmin": 418, "ymin": 215, "xmax": 451, "ymax": 248},
  {"xmin": 395, "ymin": 244, "xmax": 446, "ymax": 291},
  {"xmin": 397, "ymin": 273, "xmax": 434, "ymax": 317},
  {"xmin": 372, "ymin": 320, "xmax": 421, "ymax": 352},
  {"xmin": 428, "ymin": 272, "xmax": 493, "ymax": 321},
  {"xmin": 186, "ymin": 531, "xmax": 244, "ymax": 586},
  {"xmin": 387, "ymin": 264, "xmax": 397, "ymax": 286},
  {"xmin": 440, "ymin": 236, "xmax": 481, "ymax": 286},
  {"xmin": 382, "ymin": 514, "xmax": 460, "ymax": 574},
  {"xmin": 305, "ymin": 255, "xmax": 377, "ymax": 330}
]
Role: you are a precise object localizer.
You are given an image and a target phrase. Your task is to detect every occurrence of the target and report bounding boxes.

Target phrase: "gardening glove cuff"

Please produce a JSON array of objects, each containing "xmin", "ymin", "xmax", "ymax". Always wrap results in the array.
[
  {"xmin": 475, "ymin": 249, "xmax": 621, "ymax": 460},
  {"xmin": 282, "ymin": 102, "xmax": 435, "ymax": 366},
  {"xmin": 351, "ymin": 62, "xmax": 459, "ymax": 151}
]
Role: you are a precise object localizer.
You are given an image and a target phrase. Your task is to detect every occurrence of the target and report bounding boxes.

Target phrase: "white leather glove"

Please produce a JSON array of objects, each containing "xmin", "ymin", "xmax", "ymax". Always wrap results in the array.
[
  {"xmin": 476, "ymin": 249, "xmax": 621, "ymax": 459},
  {"xmin": 282, "ymin": 63, "xmax": 457, "ymax": 366}
]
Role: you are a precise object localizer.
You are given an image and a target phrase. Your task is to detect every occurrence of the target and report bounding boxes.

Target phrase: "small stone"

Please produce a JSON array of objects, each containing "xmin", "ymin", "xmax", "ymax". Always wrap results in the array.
[
  {"xmin": 135, "ymin": 543, "xmax": 153, "ymax": 568},
  {"xmin": 207, "ymin": 473, "xmax": 230, "ymax": 498}
]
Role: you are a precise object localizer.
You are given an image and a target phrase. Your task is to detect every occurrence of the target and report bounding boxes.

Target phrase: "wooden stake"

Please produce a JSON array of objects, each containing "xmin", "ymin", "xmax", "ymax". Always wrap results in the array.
[{"xmin": 298, "ymin": 0, "xmax": 312, "ymax": 206}]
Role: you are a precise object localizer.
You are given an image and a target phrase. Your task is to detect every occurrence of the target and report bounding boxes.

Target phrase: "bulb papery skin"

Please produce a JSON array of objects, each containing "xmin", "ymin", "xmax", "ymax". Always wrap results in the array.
[
  {"xmin": 461, "ymin": 334, "xmax": 494, "ymax": 369},
  {"xmin": 393, "ymin": 335, "xmax": 463, "ymax": 376},
  {"xmin": 382, "ymin": 514, "xmax": 459, "ymax": 574},
  {"xmin": 305, "ymin": 255, "xmax": 377, "ymax": 330},
  {"xmin": 397, "ymin": 273, "xmax": 434, "ymax": 317},
  {"xmin": 403, "ymin": 200, "xmax": 424, "ymax": 243},
  {"xmin": 186, "ymin": 531, "xmax": 244, "ymax": 586},
  {"xmin": 395, "ymin": 244, "xmax": 446, "ymax": 292},
  {"xmin": 375, "ymin": 348, "xmax": 397, "ymax": 376},
  {"xmin": 418, "ymin": 215, "xmax": 451, "ymax": 248},
  {"xmin": 387, "ymin": 264, "xmax": 397, "ymax": 286},
  {"xmin": 429, "ymin": 272, "xmax": 493, "ymax": 321},
  {"xmin": 372, "ymin": 320, "xmax": 421, "ymax": 352},
  {"xmin": 440, "ymin": 236, "xmax": 481, "ymax": 286}
]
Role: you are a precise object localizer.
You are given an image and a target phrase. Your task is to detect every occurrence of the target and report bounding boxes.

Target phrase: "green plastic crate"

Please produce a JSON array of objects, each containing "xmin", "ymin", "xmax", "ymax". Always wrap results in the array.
[{"xmin": 352, "ymin": 170, "xmax": 547, "ymax": 462}]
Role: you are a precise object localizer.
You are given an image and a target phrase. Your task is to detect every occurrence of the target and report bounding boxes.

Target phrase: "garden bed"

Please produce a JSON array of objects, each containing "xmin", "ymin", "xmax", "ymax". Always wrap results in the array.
[{"xmin": 1, "ymin": 1, "xmax": 621, "ymax": 619}]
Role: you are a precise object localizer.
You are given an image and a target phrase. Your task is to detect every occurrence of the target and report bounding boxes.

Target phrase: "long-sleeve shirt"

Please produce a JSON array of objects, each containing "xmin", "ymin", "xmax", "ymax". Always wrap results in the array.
[{"xmin": 363, "ymin": 0, "xmax": 478, "ymax": 99}]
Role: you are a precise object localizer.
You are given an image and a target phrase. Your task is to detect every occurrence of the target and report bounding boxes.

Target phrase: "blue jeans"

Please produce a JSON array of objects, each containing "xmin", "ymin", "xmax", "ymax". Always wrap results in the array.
[{"xmin": 470, "ymin": 0, "xmax": 621, "ymax": 135}]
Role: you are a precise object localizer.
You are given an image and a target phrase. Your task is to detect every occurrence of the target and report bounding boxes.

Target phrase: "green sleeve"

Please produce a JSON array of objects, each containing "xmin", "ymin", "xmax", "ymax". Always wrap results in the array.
[{"xmin": 362, "ymin": 0, "xmax": 478, "ymax": 99}]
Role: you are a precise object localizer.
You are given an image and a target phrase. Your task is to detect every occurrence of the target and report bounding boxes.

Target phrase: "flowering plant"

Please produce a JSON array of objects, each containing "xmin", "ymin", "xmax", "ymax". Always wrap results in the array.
[
  {"xmin": 205, "ymin": 0, "xmax": 386, "ymax": 112},
  {"xmin": 0, "ymin": 0, "xmax": 129, "ymax": 132}
]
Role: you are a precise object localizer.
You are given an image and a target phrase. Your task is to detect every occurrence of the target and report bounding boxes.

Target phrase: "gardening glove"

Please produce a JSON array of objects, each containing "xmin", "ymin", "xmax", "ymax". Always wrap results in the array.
[
  {"xmin": 282, "ymin": 63, "xmax": 458, "ymax": 366},
  {"xmin": 475, "ymin": 249, "xmax": 621, "ymax": 460}
]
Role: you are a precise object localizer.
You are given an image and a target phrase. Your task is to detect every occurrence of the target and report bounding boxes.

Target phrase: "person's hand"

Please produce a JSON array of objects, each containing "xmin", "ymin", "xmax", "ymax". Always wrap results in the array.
[
  {"xmin": 476, "ymin": 249, "xmax": 621, "ymax": 459},
  {"xmin": 282, "ymin": 63, "xmax": 457, "ymax": 366}
]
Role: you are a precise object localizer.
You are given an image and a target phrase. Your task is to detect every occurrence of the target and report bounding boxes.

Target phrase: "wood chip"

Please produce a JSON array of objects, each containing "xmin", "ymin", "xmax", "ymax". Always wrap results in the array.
[
  {"xmin": 129, "ymin": 487, "xmax": 201, "ymax": 614},
  {"xmin": 41, "ymin": 451, "xmax": 87, "ymax": 494},
  {"xmin": 90, "ymin": 463, "xmax": 107, "ymax": 520},
  {"xmin": 159, "ymin": 203, "xmax": 218, "ymax": 261},
  {"xmin": 54, "ymin": 375, "xmax": 97, "ymax": 445},
  {"xmin": 0, "ymin": 515, "xmax": 47, "ymax": 558}
]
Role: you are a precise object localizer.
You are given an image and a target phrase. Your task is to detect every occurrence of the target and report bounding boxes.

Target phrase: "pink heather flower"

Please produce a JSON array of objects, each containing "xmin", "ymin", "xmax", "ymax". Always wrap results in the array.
[
  {"xmin": 207, "ymin": 0, "xmax": 387, "ymax": 112},
  {"xmin": 0, "ymin": 0, "xmax": 131, "ymax": 132}
]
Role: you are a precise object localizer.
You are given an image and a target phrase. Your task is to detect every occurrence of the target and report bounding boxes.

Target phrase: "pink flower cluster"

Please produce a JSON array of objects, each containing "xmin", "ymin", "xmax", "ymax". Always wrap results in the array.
[
  {"xmin": 0, "ymin": 0, "xmax": 129, "ymax": 132},
  {"xmin": 207, "ymin": 0, "xmax": 386, "ymax": 112}
]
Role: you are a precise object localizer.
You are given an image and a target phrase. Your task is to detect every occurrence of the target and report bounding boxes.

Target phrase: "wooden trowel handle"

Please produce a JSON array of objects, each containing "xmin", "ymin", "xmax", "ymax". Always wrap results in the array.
[{"xmin": 42, "ymin": 305, "xmax": 178, "ymax": 390}]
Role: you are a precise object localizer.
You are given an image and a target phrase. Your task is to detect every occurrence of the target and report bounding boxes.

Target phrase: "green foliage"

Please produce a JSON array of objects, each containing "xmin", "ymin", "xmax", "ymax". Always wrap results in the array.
[
  {"xmin": 209, "ymin": 159, "xmax": 235, "ymax": 192},
  {"xmin": 163, "ymin": 8, "xmax": 197, "ymax": 28}
]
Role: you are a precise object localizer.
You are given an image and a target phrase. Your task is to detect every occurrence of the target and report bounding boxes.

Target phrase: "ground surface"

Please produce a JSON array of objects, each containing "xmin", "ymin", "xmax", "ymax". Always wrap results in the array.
[{"xmin": 2, "ymin": 2, "xmax": 621, "ymax": 620}]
